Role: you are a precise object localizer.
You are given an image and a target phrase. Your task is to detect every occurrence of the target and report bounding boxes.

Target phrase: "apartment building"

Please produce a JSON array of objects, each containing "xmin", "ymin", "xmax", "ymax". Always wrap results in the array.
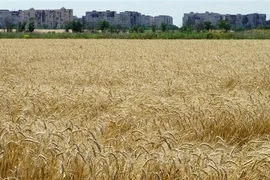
[
  {"xmin": 85, "ymin": 10, "xmax": 119, "ymax": 28},
  {"xmin": 54, "ymin": 8, "xmax": 73, "ymax": 28},
  {"xmin": 85, "ymin": 10, "xmax": 143, "ymax": 28},
  {"xmin": 0, "ymin": 7, "xmax": 73, "ymax": 29},
  {"xmin": 154, "ymin": 15, "xmax": 173, "ymax": 27},
  {"xmin": 1, "ymin": 8, "xmax": 173, "ymax": 30},
  {"xmin": 224, "ymin": 13, "xmax": 266, "ymax": 29},
  {"xmin": 0, "ymin": 10, "xmax": 12, "ymax": 27},
  {"xmin": 183, "ymin": 12, "xmax": 222, "ymax": 28},
  {"xmin": 119, "ymin": 11, "xmax": 142, "ymax": 28},
  {"xmin": 183, "ymin": 12, "xmax": 266, "ymax": 29},
  {"xmin": 10, "ymin": 10, "xmax": 22, "ymax": 26},
  {"xmin": 21, "ymin": 7, "xmax": 73, "ymax": 29},
  {"xmin": 142, "ymin": 15, "xmax": 154, "ymax": 27},
  {"xmin": 0, "ymin": 9, "xmax": 23, "ymax": 28},
  {"xmin": 85, "ymin": 10, "xmax": 172, "ymax": 29}
]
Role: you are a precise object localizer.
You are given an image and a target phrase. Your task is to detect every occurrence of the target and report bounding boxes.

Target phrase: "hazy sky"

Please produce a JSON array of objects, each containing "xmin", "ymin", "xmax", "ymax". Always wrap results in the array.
[{"xmin": 1, "ymin": 1, "xmax": 270, "ymax": 26}]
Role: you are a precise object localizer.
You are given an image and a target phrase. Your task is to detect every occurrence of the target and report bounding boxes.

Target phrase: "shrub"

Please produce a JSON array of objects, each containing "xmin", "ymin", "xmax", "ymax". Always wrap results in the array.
[{"xmin": 23, "ymin": 34, "xmax": 30, "ymax": 39}]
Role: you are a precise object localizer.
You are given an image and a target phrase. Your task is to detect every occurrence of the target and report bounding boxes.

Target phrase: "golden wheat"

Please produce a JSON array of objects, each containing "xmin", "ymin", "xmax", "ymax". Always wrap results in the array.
[{"xmin": 0, "ymin": 39, "xmax": 270, "ymax": 179}]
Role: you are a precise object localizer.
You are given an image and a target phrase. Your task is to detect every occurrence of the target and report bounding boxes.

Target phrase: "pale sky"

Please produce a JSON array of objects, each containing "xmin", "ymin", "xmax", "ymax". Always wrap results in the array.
[{"xmin": 1, "ymin": 1, "xmax": 270, "ymax": 26}]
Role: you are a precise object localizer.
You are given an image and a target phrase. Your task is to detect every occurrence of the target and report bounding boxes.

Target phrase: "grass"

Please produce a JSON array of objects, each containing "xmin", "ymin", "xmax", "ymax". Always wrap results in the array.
[
  {"xmin": 2, "ymin": 29, "xmax": 270, "ymax": 39},
  {"xmin": 0, "ymin": 39, "xmax": 270, "ymax": 179}
]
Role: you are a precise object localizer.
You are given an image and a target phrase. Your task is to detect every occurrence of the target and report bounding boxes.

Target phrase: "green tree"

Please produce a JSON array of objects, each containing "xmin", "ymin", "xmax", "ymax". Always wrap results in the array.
[
  {"xmin": 17, "ymin": 22, "xmax": 27, "ymax": 32},
  {"xmin": 130, "ymin": 25, "xmax": 139, "ymax": 33},
  {"xmin": 138, "ymin": 26, "xmax": 145, "ymax": 33},
  {"xmin": 28, "ymin": 20, "xmax": 35, "ymax": 32},
  {"xmin": 65, "ymin": 24, "xmax": 70, "ymax": 32},
  {"xmin": 68, "ymin": 20, "xmax": 83, "ymax": 33},
  {"xmin": 122, "ymin": 26, "xmax": 128, "ymax": 33},
  {"xmin": 160, "ymin": 22, "xmax": 167, "ymax": 32},
  {"xmin": 151, "ymin": 24, "xmax": 156, "ymax": 33},
  {"xmin": 204, "ymin": 21, "xmax": 213, "ymax": 31},
  {"xmin": 109, "ymin": 25, "xmax": 117, "ymax": 33},
  {"xmin": 167, "ymin": 24, "xmax": 179, "ymax": 31},
  {"xmin": 218, "ymin": 20, "xmax": 231, "ymax": 32},
  {"xmin": 115, "ymin": 24, "xmax": 123, "ymax": 31},
  {"xmin": 233, "ymin": 26, "xmax": 245, "ymax": 32},
  {"xmin": 180, "ymin": 24, "xmax": 193, "ymax": 33},
  {"xmin": 42, "ymin": 23, "xmax": 49, "ymax": 29},
  {"xmin": 98, "ymin": 20, "xmax": 110, "ymax": 32},
  {"xmin": 195, "ymin": 22, "xmax": 205, "ymax": 32}
]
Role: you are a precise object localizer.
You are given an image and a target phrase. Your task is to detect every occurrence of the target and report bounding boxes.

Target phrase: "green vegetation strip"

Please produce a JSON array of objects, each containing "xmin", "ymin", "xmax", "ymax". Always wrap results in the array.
[{"xmin": 1, "ymin": 31, "xmax": 270, "ymax": 39}]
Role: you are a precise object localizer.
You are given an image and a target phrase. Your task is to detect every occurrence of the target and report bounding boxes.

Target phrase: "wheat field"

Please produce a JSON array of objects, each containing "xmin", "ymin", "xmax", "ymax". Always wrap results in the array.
[{"xmin": 0, "ymin": 39, "xmax": 270, "ymax": 179}]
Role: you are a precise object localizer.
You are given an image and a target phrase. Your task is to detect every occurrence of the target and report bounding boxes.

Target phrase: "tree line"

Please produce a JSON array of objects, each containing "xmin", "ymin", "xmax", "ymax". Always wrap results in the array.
[
  {"xmin": 1, "ymin": 17, "xmax": 35, "ymax": 33},
  {"xmin": 65, "ymin": 20, "xmax": 179, "ymax": 33},
  {"xmin": 181, "ymin": 20, "xmax": 232, "ymax": 33},
  {"xmin": 0, "ymin": 17, "xmax": 179, "ymax": 33},
  {"xmin": 2, "ymin": 18, "xmax": 270, "ymax": 33},
  {"xmin": 180, "ymin": 19, "xmax": 270, "ymax": 33}
]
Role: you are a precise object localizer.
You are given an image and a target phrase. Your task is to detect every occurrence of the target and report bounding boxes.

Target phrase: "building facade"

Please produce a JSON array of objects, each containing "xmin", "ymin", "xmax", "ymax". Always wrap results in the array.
[
  {"xmin": 85, "ymin": 10, "xmax": 119, "ymax": 28},
  {"xmin": 154, "ymin": 15, "xmax": 173, "ymax": 27},
  {"xmin": 141, "ymin": 15, "xmax": 154, "ymax": 27},
  {"xmin": 21, "ymin": 7, "xmax": 73, "ymax": 29},
  {"xmin": 224, "ymin": 13, "xmax": 266, "ymax": 29},
  {"xmin": 9, "ymin": 10, "xmax": 22, "ymax": 26},
  {"xmin": 0, "ymin": 10, "xmax": 13, "ymax": 27},
  {"xmin": 119, "ymin": 11, "xmax": 142, "ymax": 28},
  {"xmin": 183, "ymin": 12, "xmax": 266, "ymax": 29},
  {"xmin": 183, "ymin": 12, "xmax": 222, "ymax": 28},
  {"xmin": 85, "ymin": 10, "xmax": 146, "ymax": 28},
  {"xmin": 1, "ymin": 8, "xmax": 173, "ymax": 30},
  {"xmin": 85, "ymin": 10, "xmax": 172, "ymax": 29},
  {"xmin": 0, "ymin": 7, "xmax": 73, "ymax": 29}
]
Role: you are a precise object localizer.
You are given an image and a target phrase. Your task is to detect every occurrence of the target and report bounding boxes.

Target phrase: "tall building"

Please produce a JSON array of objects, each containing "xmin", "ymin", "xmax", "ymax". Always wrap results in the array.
[
  {"xmin": 224, "ymin": 13, "xmax": 266, "ymax": 29},
  {"xmin": 142, "ymin": 15, "xmax": 154, "ymax": 27},
  {"xmin": 154, "ymin": 15, "xmax": 173, "ymax": 27},
  {"xmin": 120, "ymin": 11, "xmax": 142, "ymax": 28},
  {"xmin": 1, "ymin": 8, "xmax": 174, "ymax": 30},
  {"xmin": 266, "ymin": 20, "xmax": 270, "ymax": 26},
  {"xmin": 85, "ymin": 10, "xmax": 158, "ymax": 28},
  {"xmin": 21, "ymin": 7, "xmax": 73, "ymax": 29},
  {"xmin": 85, "ymin": 10, "xmax": 172, "ymax": 29},
  {"xmin": 0, "ymin": 8, "xmax": 73, "ymax": 29},
  {"xmin": 183, "ymin": 12, "xmax": 222, "ymax": 28},
  {"xmin": 0, "ymin": 10, "xmax": 12, "ymax": 27},
  {"xmin": 85, "ymin": 10, "xmax": 119, "ymax": 28},
  {"xmin": 54, "ymin": 8, "xmax": 73, "ymax": 28},
  {"xmin": 9, "ymin": 10, "xmax": 22, "ymax": 26},
  {"xmin": 183, "ymin": 12, "xmax": 266, "ymax": 29}
]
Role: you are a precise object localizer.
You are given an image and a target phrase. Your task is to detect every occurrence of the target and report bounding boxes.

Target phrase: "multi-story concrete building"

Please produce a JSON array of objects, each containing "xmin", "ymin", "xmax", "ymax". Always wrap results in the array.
[
  {"xmin": 21, "ymin": 7, "xmax": 73, "ymax": 29},
  {"xmin": 266, "ymin": 20, "xmax": 270, "ymax": 26},
  {"xmin": 0, "ymin": 10, "xmax": 12, "ymax": 27},
  {"xmin": 9, "ymin": 10, "xmax": 22, "ymax": 26},
  {"xmin": 183, "ymin": 12, "xmax": 222, "ymax": 28},
  {"xmin": 183, "ymin": 12, "xmax": 266, "ymax": 29},
  {"xmin": 0, "ymin": 9, "xmax": 23, "ymax": 29},
  {"xmin": 85, "ymin": 10, "xmax": 119, "ymax": 28},
  {"xmin": 154, "ymin": 15, "xmax": 173, "ymax": 27},
  {"xmin": 54, "ymin": 8, "xmax": 73, "ymax": 28},
  {"xmin": 85, "ymin": 10, "xmax": 172, "ymax": 29},
  {"xmin": 224, "ymin": 13, "xmax": 266, "ymax": 29},
  {"xmin": 0, "ymin": 7, "xmax": 73, "ymax": 29},
  {"xmin": 1, "ymin": 8, "xmax": 174, "ymax": 30},
  {"xmin": 119, "ymin": 11, "xmax": 142, "ymax": 28},
  {"xmin": 142, "ymin": 15, "xmax": 154, "ymax": 27}
]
